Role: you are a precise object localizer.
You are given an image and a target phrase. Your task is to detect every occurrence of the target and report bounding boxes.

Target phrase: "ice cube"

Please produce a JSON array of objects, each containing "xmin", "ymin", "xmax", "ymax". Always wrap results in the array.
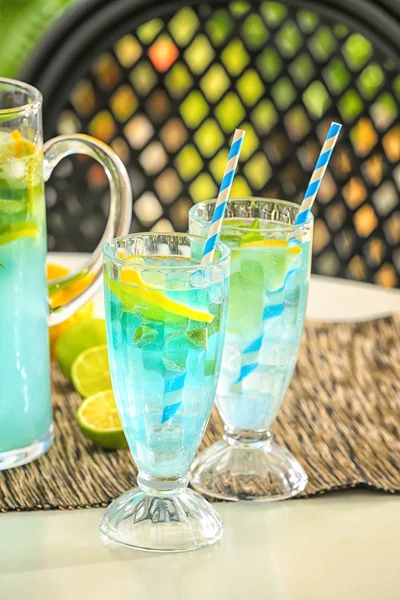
[
  {"xmin": 218, "ymin": 334, "xmax": 242, "ymax": 393},
  {"xmin": 208, "ymin": 281, "xmax": 224, "ymax": 304},
  {"xmin": 189, "ymin": 270, "xmax": 211, "ymax": 289},
  {"xmin": 162, "ymin": 329, "xmax": 187, "ymax": 371}
]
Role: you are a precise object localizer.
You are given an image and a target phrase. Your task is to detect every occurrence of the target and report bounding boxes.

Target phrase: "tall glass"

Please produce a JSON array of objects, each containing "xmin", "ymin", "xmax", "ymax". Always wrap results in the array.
[
  {"xmin": 0, "ymin": 78, "xmax": 131, "ymax": 469},
  {"xmin": 100, "ymin": 233, "xmax": 230, "ymax": 552},
  {"xmin": 189, "ymin": 198, "xmax": 313, "ymax": 501}
]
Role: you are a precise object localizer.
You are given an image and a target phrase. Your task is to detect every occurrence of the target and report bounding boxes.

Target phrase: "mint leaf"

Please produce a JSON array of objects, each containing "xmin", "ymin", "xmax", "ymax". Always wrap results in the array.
[
  {"xmin": 220, "ymin": 232, "xmax": 241, "ymax": 245},
  {"xmin": 186, "ymin": 328, "xmax": 208, "ymax": 350},
  {"xmin": 251, "ymin": 217, "xmax": 260, "ymax": 229},
  {"xmin": 222, "ymin": 219, "xmax": 248, "ymax": 228},
  {"xmin": 240, "ymin": 231, "xmax": 263, "ymax": 245},
  {"xmin": 133, "ymin": 325, "xmax": 158, "ymax": 348}
]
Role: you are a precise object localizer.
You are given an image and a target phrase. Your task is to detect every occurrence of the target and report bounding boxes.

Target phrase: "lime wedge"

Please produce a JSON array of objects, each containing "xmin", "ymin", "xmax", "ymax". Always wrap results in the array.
[
  {"xmin": 55, "ymin": 318, "xmax": 107, "ymax": 379},
  {"xmin": 76, "ymin": 390, "xmax": 127, "ymax": 450},
  {"xmin": 107, "ymin": 278, "xmax": 187, "ymax": 325},
  {"xmin": 106, "ymin": 272, "xmax": 214, "ymax": 324},
  {"xmin": 222, "ymin": 219, "xmax": 249, "ymax": 228},
  {"xmin": 0, "ymin": 222, "xmax": 38, "ymax": 247},
  {"xmin": 71, "ymin": 345, "xmax": 112, "ymax": 398},
  {"xmin": 0, "ymin": 197, "xmax": 28, "ymax": 214},
  {"xmin": 238, "ymin": 239, "xmax": 301, "ymax": 292},
  {"xmin": 227, "ymin": 265, "xmax": 264, "ymax": 335}
]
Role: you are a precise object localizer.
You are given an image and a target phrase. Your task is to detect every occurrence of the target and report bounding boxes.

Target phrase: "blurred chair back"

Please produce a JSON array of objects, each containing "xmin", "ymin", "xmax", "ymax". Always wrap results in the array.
[{"xmin": 21, "ymin": 0, "xmax": 400, "ymax": 286}]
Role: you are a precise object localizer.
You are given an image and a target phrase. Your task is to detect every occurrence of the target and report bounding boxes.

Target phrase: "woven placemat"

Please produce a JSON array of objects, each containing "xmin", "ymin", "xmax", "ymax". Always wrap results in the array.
[{"xmin": 1, "ymin": 316, "xmax": 400, "ymax": 512}]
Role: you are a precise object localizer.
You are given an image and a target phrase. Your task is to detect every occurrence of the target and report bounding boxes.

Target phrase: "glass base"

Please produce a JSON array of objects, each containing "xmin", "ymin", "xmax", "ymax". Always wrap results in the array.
[
  {"xmin": 189, "ymin": 429, "xmax": 308, "ymax": 502},
  {"xmin": 99, "ymin": 475, "xmax": 223, "ymax": 553},
  {"xmin": 0, "ymin": 425, "xmax": 54, "ymax": 471}
]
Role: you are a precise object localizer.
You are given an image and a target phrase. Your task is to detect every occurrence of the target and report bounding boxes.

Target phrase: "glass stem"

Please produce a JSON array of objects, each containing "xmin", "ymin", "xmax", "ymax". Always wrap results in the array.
[
  {"xmin": 223, "ymin": 426, "xmax": 273, "ymax": 448},
  {"xmin": 137, "ymin": 472, "xmax": 188, "ymax": 495}
]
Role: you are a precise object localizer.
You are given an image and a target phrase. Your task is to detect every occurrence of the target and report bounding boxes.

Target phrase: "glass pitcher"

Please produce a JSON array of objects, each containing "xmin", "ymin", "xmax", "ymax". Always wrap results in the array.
[{"xmin": 0, "ymin": 78, "xmax": 132, "ymax": 469}]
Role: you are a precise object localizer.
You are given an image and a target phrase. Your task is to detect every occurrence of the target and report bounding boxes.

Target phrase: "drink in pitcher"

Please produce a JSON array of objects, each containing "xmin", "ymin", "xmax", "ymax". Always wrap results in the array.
[
  {"xmin": 0, "ymin": 131, "xmax": 52, "ymax": 456},
  {"xmin": 0, "ymin": 78, "xmax": 131, "ymax": 469}
]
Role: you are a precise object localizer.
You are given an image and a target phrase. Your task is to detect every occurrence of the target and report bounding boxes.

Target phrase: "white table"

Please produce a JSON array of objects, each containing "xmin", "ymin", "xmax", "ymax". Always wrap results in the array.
[{"xmin": 1, "ymin": 254, "xmax": 400, "ymax": 600}]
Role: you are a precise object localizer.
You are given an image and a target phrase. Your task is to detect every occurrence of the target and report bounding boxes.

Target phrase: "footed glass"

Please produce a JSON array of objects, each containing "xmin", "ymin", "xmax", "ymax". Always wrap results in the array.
[
  {"xmin": 101, "ymin": 233, "xmax": 230, "ymax": 551},
  {"xmin": 189, "ymin": 198, "xmax": 313, "ymax": 501},
  {"xmin": 0, "ymin": 78, "xmax": 131, "ymax": 469}
]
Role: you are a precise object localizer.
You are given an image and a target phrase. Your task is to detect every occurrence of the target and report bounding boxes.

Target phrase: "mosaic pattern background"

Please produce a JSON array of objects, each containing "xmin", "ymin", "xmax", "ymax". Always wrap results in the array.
[{"xmin": 46, "ymin": 1, "xmax": 400, "ymax": 286}]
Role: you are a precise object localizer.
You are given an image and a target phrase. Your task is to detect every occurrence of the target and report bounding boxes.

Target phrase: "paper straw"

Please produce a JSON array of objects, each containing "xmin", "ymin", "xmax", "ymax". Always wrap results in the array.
[
  {"xmin": 235, "ymin": 122, "xmax": 341, "ymax": 385},
  {"xmin": 160, "ymin": 130, "xmax": 245, "ymax": 424},
  {"xmin": 201, "ymin": 128, "xmax": 246, "ymax": 265},
  {"xmin": 295, "ymin": 121, "xmax": 342, "ymax": 225}
]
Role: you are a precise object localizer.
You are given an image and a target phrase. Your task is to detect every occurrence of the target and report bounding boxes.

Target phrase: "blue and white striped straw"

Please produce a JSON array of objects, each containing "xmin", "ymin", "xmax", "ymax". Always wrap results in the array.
[
  {"xmin": 295, "ymin": 122, "xmax": 342, "ymax": 226},
  {"xmin": 234, "ymin": 122, "xmax": 341, "ymax": 386},
  {"xmin": 201, "ymin": 128, "xmax": 246, "ymax": 264},
  {"xmin": 160, "ymin": 130, "xmax": 244, "ymax": 424}
]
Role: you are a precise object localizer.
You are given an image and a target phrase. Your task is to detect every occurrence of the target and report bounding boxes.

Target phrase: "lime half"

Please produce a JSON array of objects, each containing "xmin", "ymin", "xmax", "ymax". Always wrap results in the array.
[
  {"xmin": 55, "ymin": 318, "xmax": 107, "ymax": 379},
  {"xmin": 71, "ymin": 345, "xmax": 111, "ymax": 398},
  {"xmin": 76, "ymin": 390, "xmax": 127, "ymax": 450}
]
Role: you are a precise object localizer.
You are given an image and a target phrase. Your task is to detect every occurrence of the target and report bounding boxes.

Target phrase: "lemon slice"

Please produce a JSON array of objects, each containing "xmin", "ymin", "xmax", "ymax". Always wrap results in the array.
[
  {"xmin": 76, "ymin": 390, "xmax": 127, "ymax": 450},
  {"xmin": 107, "ymin": 268, "xmax": 214, "ymax": 324},
  {"xmin": 239, "ymin": 239, "xmax": 301, "ymax": 253},
  {"xmin": 71, "ymin": 345, "xmax": 112, "ymax": 398}
]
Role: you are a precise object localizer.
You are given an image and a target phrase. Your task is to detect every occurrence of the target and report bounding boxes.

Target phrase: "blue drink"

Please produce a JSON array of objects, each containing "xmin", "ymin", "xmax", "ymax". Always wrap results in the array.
[
  {"xmin": 0, "ymin": 77, "xmax": 131, "ymax": 470},
  {"xmin": 0, "ymin": 132, "xmax": 52, "ymax": 461},
  {"xmin": 189, "ymin": 198, "xmax": 313, "ymax": 501},
  {"xmin": 217, "ymin": 220, "xmax": 311, "ymax": 431},
  {"xmin": 101, "ymin": 233, "xmax": 230, "ymax": 552},
  {"xmin": 105, "ymin": 260, "xmax": 225, "ymax": 478}
]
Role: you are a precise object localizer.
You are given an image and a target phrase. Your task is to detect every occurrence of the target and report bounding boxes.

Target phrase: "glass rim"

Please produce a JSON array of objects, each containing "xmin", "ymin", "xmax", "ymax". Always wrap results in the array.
[
  {"xmin": 0, "ymin": 77, "xmax": 42, "ymax": 117},
  {"xmin": 102, "ymin": 232, "xmax": 231, "ymax": 271},
  {"xmin": 189, "ymin": 197, "xmax": 314, "ymax": 233}
]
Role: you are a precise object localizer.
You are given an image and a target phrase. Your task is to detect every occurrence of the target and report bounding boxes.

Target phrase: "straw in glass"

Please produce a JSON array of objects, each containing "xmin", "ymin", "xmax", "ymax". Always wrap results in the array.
[
  {"xmin": 295, "ymin": 122, "xmax": 342, "ymax": 225},
  {"xmin": 236, "ymin": 121, "xmax": 342, "ymax": 384},
  {"xmin": 161, "ymin": 129, "xmax": 245, "ymax": 424},
  {"xmin": 201, "ymin": 128, "xmax": 246, "ymax": 264}
]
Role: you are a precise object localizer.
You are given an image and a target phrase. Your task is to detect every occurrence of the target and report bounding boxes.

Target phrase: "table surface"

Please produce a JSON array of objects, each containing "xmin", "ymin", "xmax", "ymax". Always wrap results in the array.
[{"xmin": 1, "ymin": 253, "xmax": 400, "ymax": 600}]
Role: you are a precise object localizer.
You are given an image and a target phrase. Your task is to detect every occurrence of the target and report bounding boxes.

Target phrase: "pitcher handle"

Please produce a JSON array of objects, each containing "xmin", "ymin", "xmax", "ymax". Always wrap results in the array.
[{"xmin": 44, "ymin": 134, "xmax": 132, "ymax": 327}]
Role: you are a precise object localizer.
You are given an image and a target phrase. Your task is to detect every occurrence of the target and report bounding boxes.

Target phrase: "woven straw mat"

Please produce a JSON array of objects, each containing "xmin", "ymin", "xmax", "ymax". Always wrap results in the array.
[{"xmin": 1, "ymin": 316, "xmax": 400, "ymax": 511}]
